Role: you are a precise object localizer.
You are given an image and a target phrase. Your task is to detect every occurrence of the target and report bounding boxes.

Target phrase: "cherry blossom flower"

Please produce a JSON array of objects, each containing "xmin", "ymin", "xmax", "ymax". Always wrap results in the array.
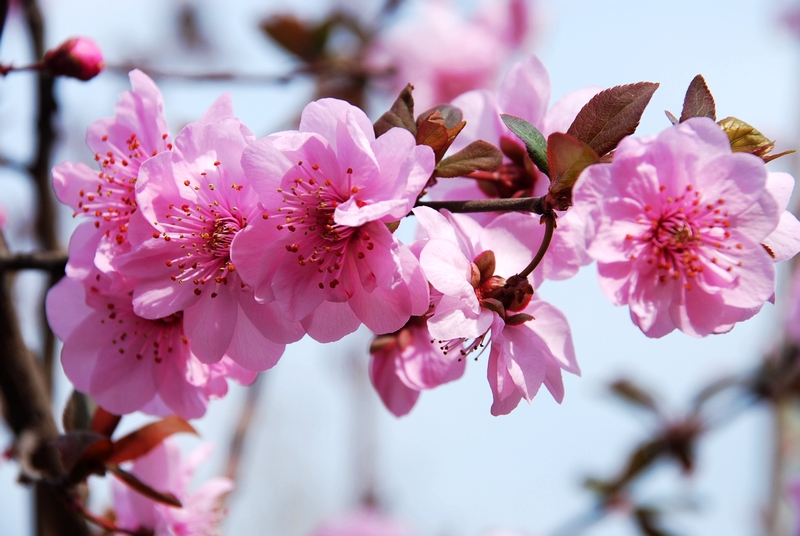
[
  {"xmin": 112, "ymin": 440, "xmax": 231, "ymax": 536},
  {"xmin": 232, "ymin": 98, "xmax": 433, "ymax": 340},
  {"xmin": 52, "ymin": 69, "xmax": 232, "ymax": 283},
  {"xmin": 413, "ymin": 206, "xmax": 579, "ymax": 415},
  {"xmin": 311, "ymin": 508, "xmax": 416, "ymax": 536},
  {"xmin": 369, "ymin": 311, "xmax": 466, "ymax": 417},
  {"xmin": 431, "ymin": 55, "xmax": 601, "ymax": 285},
  {"xmin": 366, "ymin": 0, "xmax": 536, "ymax": 111},
  {"xmin": 572, "ymin": 117, "xmax": 799, "ymax": 337},
  {"xmin": 46, "ymin": 270, "xmax": 254, "ymax": 418},
  {"xmin": 115, "ymin": 115, "xmax": 304, "ymax": 368}
]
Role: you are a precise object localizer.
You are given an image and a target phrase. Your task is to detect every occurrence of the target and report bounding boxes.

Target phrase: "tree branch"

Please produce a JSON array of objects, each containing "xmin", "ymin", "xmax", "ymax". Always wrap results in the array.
[{"xmin": 414, "ymin": 196, "xmax": 546, "ymax": 215}]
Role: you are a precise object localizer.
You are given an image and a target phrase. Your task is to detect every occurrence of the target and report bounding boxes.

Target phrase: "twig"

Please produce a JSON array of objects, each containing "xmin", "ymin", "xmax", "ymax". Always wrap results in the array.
[
  {"xmin": 105, "ymin": 63, "xmax": 309, "ymax": 84},
  {"xmin": 517, "ymin": 212, "xmax": 555, "ymax": 279},
  {"xmin": 414, "ymin": 196, "xmax": 546, "ymax": 215},
  {"xmin": 224, "ymin": 375, "xmax": 264, "ymax": 486},
  {"xmin": 0, "ymin": 250, "xmax": 67, "ymax": 272}
]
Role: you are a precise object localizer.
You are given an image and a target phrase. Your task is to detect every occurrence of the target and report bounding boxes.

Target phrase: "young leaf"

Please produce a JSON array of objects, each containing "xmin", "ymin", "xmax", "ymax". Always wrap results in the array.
[
  {"xmin": 107, "ymin": 416, "xmax": 197, "ymax": 465},
  {"xmin": 434, "ymin": 140, "xmax": 503, "ymax": 178},
  {"xmin": 608, "ymin": 379, "xmax": 659, "ymax": 413},
  {"xmin": 90, "ymin": 406, "xmax": 121, "ymax": 438},
  {"xmin": 415, "ymin": 109, "xmax": 466, "ymax": 162},
  {"xmin": 546, "ymin": 132, "xmax": 599, "ymax": 210},
  {"xmin": 62, "ymin": 390, "xmax": 92, "ymax": 433},
  {"xmin": 373, "ymin": 84, "xmax": 416, "ymax": 138},
  {"xmin": 717, "ymin": 116, "xmax": 791, "ymax": 162},
  {"xmin": 679, "ymin": 74, "xmax": 716, "ymax": 122},
  {"xmin": 109, "ymin": 465, "xmax": 183, "ymax": 508},
  {"xmin": 566, "ymin": 82, "xmax": 659, "ymax": 156},
  {"xmin": 500, "ymin": 114, "xmax": 549, "ymax": 177},
  {"xmin": 417, "ymin": 104, "xmax": 463, "ymax": 130},
  {"xmin": 664, "ymin": 110, "xmax": 679, "ymax": 125},
  {"xmin": 259, "ymin": 15, "xmax": 329, "ymax": 62}
]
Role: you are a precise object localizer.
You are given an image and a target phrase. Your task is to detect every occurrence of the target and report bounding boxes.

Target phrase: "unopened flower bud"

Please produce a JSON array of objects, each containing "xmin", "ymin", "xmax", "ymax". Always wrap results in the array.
[{"xmin": 43, "ymin": 37, "xmax": 104, "ymax": 81}]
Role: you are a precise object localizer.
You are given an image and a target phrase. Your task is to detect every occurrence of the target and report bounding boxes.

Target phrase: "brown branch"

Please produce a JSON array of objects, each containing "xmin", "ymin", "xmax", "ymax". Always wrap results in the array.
[
  {"xmin": 224, "ymin": 375, "xmax": 264, "ymax": 486},
  {"xmin": 105, "ymin": 63, "xmax": 309, "ymax": 84},
  {"xmin": 0, "ymin": 250, "xmax": 68, "ymax": 272},
  {"xmin": 0, "ymin": 233, "xmax": 88, "ymax": 535},
  {"xmin": 414, "ymin": 196, "xmax": 546, "ymax": 215}
]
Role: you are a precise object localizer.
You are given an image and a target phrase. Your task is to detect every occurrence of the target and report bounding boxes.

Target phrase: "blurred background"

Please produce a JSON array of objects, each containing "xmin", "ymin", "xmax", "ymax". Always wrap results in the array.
[{"xmin": 1, "ymin": 0, "xmax": 800, "ymax": 534}]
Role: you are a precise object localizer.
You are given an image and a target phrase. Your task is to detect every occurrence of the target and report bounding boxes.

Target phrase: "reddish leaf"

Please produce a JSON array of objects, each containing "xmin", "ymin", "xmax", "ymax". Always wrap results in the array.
[
  {"xmin": 107, "ymin": 416, "xmax": 197, "ymax": 465},
  {"xmin": 259, "ymin": 15, "xmax": 329, "ymax": 62},
  {"xmin": 434, "ymin": 140, "xmax": 502, "ymax": 178},
  {"xmin": 717, "ymin": 116, "xmax": 794, "ymax": 162},
  {"xmin": 679, "ymin": 74, "xmax": 716, "ymax": 122},
  {"xmin": 373, "ymin": 84, "xmax": 416, "ymax": 138},
  {"xmin": 609, "ymin": 379, "xmax": 659, "ymax": 413},
  {"xmin": 567, "ymin": 82, "xmax": 659, "ymax": 156},
  {"xmin": 90, "ymin": 406, "xmax": 121, "ymax": 438},
  {"xmin": 415, "ymin": 109, "xmax": 466, "ymax": 162},
  {"xmin": 109, "ymin": 465, "xmax": 182, "ymax": 508},
  {"xmin": 545, "ymin": 132, "xmax": 599, "ymax": 210}
]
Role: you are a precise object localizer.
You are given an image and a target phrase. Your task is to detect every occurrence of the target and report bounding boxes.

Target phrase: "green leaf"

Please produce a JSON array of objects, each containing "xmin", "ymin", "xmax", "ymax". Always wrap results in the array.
[
  {"xmin": 546, "ymin": 132, "xmax": 599, "ymax": 210},
  {"xmin": 500, "ymin": 114, "xmax": 549, "ymax": 177},
  {"xmin": 373, "ymin": 84, "xmax": 416, "ymax": 138},
  {"xmin": 434, "ymin": 140, "xmax": 503, "ymax": 178},
  {"xmin": 679, "ymin": 74, "xmax": 716, "ymax": 122},
  {"xmin": 107, "ymin": 416, "xmax": 197, "ymax": 465},
  {"xmin": 566, "ymin": 82, "xmax": 659, "ymax": 156}
]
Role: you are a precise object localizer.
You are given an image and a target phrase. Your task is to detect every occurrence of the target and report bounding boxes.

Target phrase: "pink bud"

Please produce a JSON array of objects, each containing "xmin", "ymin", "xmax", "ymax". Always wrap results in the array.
[{"xmin": 43, "ymin": 37, "xmax": 104, "ymax": 81}]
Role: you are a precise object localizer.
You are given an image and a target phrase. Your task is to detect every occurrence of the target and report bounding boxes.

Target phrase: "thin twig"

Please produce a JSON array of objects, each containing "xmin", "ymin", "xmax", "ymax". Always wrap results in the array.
[
  {"xmin": 224, "ymin": 375, "xmax": 264, "ymax": 486},
  {"xmin": 105, "ymin": 63, "xmax": 307, "ymax": 84},
  {"xmin": 414, "ymin": 196, "xmax": 546, "ymax": 215},
  {"xmin": 0, "ymin": 250, "xmax": 67, "ymax": 272},
  {"xmin": 517, "ymin": 212, "xmax": 555, "ymax": 279}
]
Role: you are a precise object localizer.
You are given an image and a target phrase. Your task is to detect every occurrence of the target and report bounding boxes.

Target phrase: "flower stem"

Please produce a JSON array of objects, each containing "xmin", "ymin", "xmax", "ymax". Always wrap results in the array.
[
  {"xmin": 414, "ymin": 196, "xmax": 546, "ymax": 215},
  {"xmin": 517, "ymin": 212, "xmax": 555, "ymax": 279}
]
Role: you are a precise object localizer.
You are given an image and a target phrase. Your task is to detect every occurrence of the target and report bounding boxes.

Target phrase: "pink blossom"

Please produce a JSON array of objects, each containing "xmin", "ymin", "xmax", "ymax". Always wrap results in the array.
[
  {"xmin": 114, "ymin": 115, "xmax": 304, "ymax": 368},
  {"xmin": 47, "ymin": 274, "xmax": 255, "ymax": 419},
  {"xmin": 52, "ymin": 70, "xmax": 172, "ymax": 281},
  {"xmin": 112, "ymin": 440, "xmax": 231, "ymax": 536},
  {"xmin": 0, "ymin": 203, "xmax": 6, "ymax": 229},
  {"xmin": 369, "ymin": 312, "xmax": 466, "ymax": 417},
  {"xmin": 572, "ymin": 117, "xmax": 797, "ymax": 337},
  {"xmin": 43, "ymin": 37, "xmax": 104, "ymax": 81},
  {"xmin": 311, "ymin": 508, "xmax": 416, "ymax": 536},
  {"xmin": 232, "ymin": 98, "xmax": 433, "ymax": 340},
  {"xmin": 413, "ymin": 206, "xmax": 579, "ymax": 415},
  {"xmin": 430, "ymin": 55, "xmax": 601, "ymax": 285},
  {"xmin": 366, "ymin": 0, "xmax": 536, "ymax": 111}
]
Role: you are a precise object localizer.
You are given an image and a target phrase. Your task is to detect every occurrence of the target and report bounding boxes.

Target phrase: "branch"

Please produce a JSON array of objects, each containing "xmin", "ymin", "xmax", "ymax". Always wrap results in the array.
[
  {"xmin": 517, "ymin": 212, "xmax": 555, "ymax": 279},
  {"xmin": 414, "ymin": 196, "xmax": 546, "ymax": 215},
  {"xmin": 0, "ymin": 250, "xmax": 68, "ymax": 272}
]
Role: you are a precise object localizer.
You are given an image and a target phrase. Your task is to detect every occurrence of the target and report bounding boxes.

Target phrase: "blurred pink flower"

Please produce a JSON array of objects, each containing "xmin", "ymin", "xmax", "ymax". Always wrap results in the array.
[
  {"xmin": 311, "ymin": 508, "xmax": 416, "ymax": 536},
  {"xmin": 367, "ymin": 0, "xmax": 536, "ymax": 111},
  {"xmin": 572, "ymin": 117, "xmax": 798, "ymax": 337},
  {"xmin": 43, "ymin": 37, "xmax": 104, "ymax": 81},
  {"xmin": 233, "ymin": 98, "xmax": 432, "ymax": 340},
  {"xmin": 0, "ymin": 203, "xmax": 6, "ymax": 229},
  {"xmin": 113, "ymin": 440, "xmax": 231, "ymax": 536}
]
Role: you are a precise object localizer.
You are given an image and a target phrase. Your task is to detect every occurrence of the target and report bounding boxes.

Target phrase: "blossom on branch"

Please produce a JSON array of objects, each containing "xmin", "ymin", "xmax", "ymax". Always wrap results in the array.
[
  {"xmin": 572, "ymin": 117, "xmax": 800, "ymax": 337},
  {"xmin": 233, "ymin": 98, "xmax": 433, "ymax": 341}
]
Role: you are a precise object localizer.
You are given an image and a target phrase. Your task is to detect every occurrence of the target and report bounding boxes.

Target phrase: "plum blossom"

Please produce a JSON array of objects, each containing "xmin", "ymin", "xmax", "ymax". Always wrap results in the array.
[
  {"xmin": 413, "ymin": 206, "xmax": 579, "ymax": 415},
  {"xmin": 311, "ymin": 508, "xmax": 416, "ymax": 536},
  {"xmin": 572, "ymin": 117, "xmax": 800, "ymax": 338},
  {"xmin": 432, "ymin": 55, "xmax": 601, "ymax": 285},
  {"xmin": 112, "ymin": 440, "xmax": 231, "ymax": 536},
  {"xmin": 233, "ymin": 98, "xmax": 433, "ymax": 341},
  {"xmin": 367, "ymin": 0, "xmax": 536, "ymax": 111},
  {"xmin": 52, "ymin": 70, "xmax": 172, "ymax": 281},
  {"xmin": 115, "ymin": 115, "xmax": 304, "ymax": 369},
  {"xmin": 369, "ymin": 310, "xmax": 466, "ymax": 417},
  {"xmin": 46, "ymin": 265, "xmax": 255, "ymax": 418}
]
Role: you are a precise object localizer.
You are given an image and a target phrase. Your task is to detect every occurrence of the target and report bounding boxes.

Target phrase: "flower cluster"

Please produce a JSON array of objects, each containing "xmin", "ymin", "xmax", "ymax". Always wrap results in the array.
[{"xmin": 48, "ymin": 55, "xmax": 800, "ymax": 421}]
